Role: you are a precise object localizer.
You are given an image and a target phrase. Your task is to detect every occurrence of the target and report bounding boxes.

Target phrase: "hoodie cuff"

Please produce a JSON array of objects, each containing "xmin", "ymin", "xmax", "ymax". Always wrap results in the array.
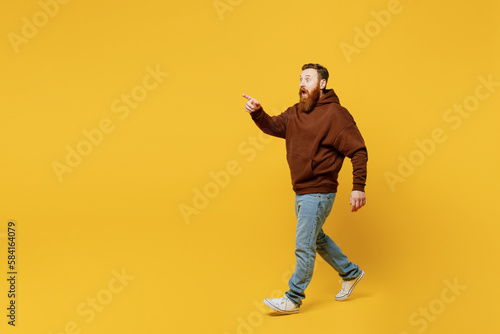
[
  {"xmin": 250, "ymin": 107, "xmax": 264, "ymax": 119},
  {"xmin": 352, "ymin": 184, "xmax": 365, "ymax": 192}
]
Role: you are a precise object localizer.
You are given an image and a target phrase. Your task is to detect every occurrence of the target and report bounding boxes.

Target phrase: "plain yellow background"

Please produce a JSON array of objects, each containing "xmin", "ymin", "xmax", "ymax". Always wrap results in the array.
[{"xmin": 1, "ymin": 0, "xmax": 499, "ymax": 333}]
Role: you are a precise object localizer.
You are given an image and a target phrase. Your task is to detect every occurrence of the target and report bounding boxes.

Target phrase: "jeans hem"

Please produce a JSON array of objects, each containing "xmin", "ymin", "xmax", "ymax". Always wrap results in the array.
[
  {"xmin": 343, "ymin": 270, "xmax": 362, "ymax": 281},
  {"xmin": 285, "ymin": 292, "xmax": 301, "ymax": 307}
]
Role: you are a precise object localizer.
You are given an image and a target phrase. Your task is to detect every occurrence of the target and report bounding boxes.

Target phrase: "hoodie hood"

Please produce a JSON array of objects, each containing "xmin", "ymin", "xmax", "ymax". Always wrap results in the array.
[{"xmin": 315, "ymin": 89, "xmax": 340, "ymax": 107}]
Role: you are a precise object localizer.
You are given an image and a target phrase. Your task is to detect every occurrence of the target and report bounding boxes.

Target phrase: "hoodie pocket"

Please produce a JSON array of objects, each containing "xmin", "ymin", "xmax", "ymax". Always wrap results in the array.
[{"xmin": 286, "ymin": 154, "xmax": 318, "ymax": 186}]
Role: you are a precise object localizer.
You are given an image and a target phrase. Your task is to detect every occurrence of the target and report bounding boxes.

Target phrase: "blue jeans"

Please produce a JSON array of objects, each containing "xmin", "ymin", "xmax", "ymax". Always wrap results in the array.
[{"xmin": 285, "ymin": 193, "xmax": 361, "ymax": 306}]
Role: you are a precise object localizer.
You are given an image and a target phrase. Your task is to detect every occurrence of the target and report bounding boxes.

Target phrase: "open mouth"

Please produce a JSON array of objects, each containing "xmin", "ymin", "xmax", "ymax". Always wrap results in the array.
[{"xmin": 300, "ymin": 89, "xmax": 308, "ymax": 97}]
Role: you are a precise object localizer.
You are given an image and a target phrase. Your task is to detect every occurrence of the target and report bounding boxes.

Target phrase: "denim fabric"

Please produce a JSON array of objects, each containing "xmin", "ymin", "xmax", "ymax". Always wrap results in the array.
[{"xmin": 285, "ymin": 193, "xmax": 360, "ymax": 306}]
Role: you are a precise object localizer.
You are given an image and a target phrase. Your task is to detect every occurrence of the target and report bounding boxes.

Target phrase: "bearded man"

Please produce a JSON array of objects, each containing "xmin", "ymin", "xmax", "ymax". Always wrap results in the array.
[{"xmin": 242, "ymin": 63, "xmax": 368, "ymax": 314}]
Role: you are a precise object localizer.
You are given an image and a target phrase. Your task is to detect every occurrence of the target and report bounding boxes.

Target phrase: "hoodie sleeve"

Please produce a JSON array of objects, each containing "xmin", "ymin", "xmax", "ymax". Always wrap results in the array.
[
  {"xmin": 250, "ymin": 107, "xmax": 288, "ymax": 139},
  {"xmin": 332, "ymin": 123, "xmax": 368, "ymax": 192}
]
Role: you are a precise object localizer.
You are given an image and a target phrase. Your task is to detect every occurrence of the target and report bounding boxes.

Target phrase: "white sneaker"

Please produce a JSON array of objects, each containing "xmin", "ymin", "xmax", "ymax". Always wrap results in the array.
[
  {"xmin": 335, "ymin": 270, "xmax": 365, "ymax": 301},
  {"xmin": 263, "ymin": 295, "xmax": 299, "ymax": 314}
]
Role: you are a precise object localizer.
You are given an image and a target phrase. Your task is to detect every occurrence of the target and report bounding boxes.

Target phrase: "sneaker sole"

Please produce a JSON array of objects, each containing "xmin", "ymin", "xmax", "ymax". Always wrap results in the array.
[
  {"xmin": 263, "ymin": 299, "xmax": 299, "ymax": 314},
  {"xmin": 335, "ymin": 270, "xmax": 365, "ymax": 301}
]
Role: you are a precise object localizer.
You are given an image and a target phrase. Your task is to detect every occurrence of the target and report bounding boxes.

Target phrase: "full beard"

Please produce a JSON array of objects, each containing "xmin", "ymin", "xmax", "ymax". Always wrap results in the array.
[{"xmin": 298, "ymin": 83, "xmax": 321, "ymax": 113}]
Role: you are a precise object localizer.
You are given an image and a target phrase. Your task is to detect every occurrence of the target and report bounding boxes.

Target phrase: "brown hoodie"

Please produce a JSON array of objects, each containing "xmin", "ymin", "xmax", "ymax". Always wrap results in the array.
[{"xmin": 250, "ymin": 89, "xmax": 367, "ymax": 194}]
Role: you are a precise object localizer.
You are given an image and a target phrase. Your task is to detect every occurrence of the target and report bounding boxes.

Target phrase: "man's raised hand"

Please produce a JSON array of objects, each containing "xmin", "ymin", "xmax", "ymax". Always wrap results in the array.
[{"xmin": 242, "ymin": 94, "xmax": 261, "ymax": 113}]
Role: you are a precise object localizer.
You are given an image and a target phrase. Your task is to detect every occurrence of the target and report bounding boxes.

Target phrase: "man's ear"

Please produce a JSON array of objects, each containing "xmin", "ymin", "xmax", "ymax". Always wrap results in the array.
[{"xmin": 320, "ymin": 79, "xmax": 327, "ymax": 90}]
